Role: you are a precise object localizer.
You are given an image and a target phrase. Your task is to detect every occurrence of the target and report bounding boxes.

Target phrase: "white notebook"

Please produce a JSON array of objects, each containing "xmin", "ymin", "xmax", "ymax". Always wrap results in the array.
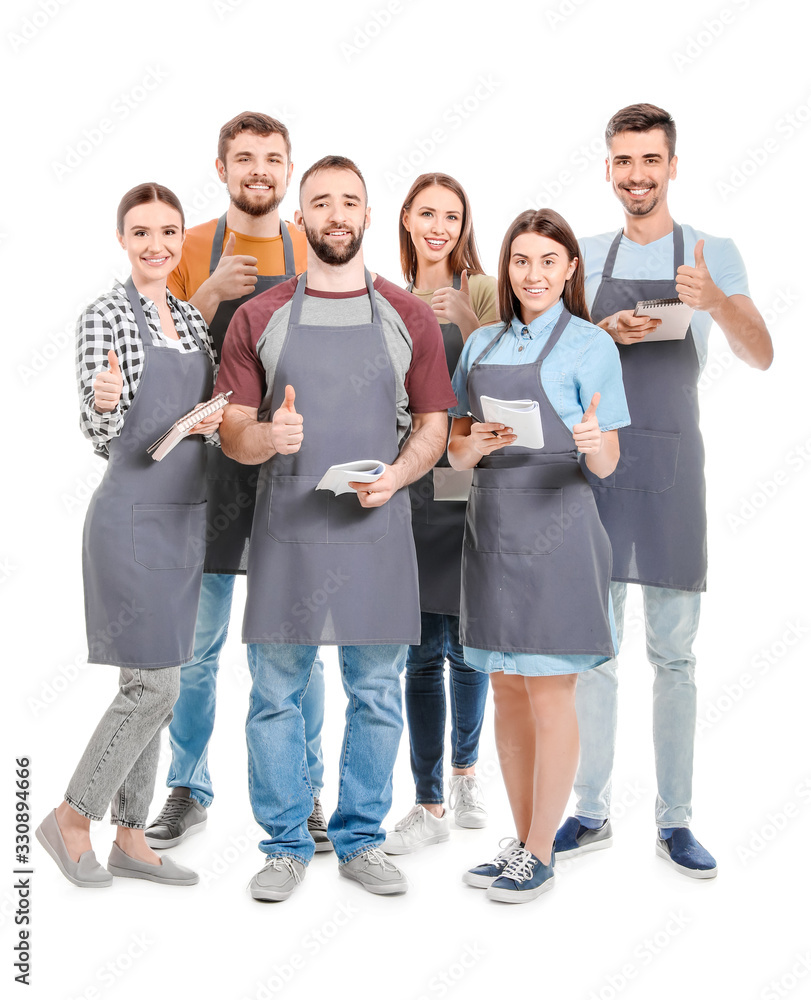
[
  {"xmin": 147, "ymin": 391, "xmax": 232, "ymax": 462},
  {"xmin": 479, "ymin": 395, "xmax": 544, "ymax": 450},
  {"xmin": 316, "ymin": 460, "xmax": 386, "ymax": 496},
  {"xmin": 633, "ymin": 298, "xmax": 694, "ymax": 342}
]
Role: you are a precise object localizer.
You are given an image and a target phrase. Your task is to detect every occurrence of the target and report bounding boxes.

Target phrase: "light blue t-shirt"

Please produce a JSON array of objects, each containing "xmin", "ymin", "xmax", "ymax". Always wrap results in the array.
[
  {"xmin": 451, "ymin": 299, "xmax": 630, "ymax": 432},
  {"xmin": 581, "ymin": 224, "xmax": 750, "ymax": 373},
  {"xmin": 450, "ymin": 299, "xmax": 629, "ymax": 675}
]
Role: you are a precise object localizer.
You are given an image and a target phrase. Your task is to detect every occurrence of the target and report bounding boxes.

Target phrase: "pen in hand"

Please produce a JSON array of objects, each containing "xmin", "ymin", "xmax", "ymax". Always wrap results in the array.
[{"xmin": 467, "ymin": 411, "xmax": 501, "ymax": 437}]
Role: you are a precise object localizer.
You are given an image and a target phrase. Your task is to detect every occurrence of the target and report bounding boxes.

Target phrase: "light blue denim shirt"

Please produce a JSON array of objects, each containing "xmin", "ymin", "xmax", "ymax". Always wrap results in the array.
[
  {"xmin": 451, "ymin": 299, "xmax": 629, "ymax": 675},
  {"xmin": 451, "ymin": 300, "xmax": 631, "ymax": 432}
]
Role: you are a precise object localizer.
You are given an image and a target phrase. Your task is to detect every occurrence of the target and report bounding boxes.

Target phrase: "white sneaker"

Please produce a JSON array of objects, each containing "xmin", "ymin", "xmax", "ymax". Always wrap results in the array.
[
  {"xmin": 449, "ymin": 775, "xmax": 487, "ymax": 829},
  {"xmin": 382, "ymin": 804, "xmax": 450, "ymax": 855}
]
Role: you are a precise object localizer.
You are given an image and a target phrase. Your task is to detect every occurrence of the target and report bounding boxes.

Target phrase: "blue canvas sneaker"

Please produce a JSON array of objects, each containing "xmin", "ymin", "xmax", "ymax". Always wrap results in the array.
[
  {"xmin": 462, "ymin": 837, "xmax": 524, "ymax": 888},
  {"xmin": 554, "ymin": 816, "xmax": 613, "ymax": 857},
  {"xmin": 486, "ymin": 847, "xmax": 556, "ymax": 903},
  {"xmin": 656, "ymin": 828, "xmax": 717, "ymax": 879}
]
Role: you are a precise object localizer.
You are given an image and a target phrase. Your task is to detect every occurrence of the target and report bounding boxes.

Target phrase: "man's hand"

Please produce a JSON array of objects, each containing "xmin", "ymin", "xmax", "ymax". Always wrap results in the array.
[
  {"xmin": 349, "ymin": 465, "xmax": 402, "ymax": 508},
  {"xmin": 572, "ymin": 393, "xmax": 601, "ymax": 454},
  {"xmin": 676, "ymin": 239, "xmax": 724, "ymax": 312},
  {"xmin": 599, "ymin": 310, "xmax": 661, "ymax": 345},
  {"xmin": 208, "ymin": 232, "xmax": 260, "ymax": 301},
  {"xmin": 93, "ymin": 350, "xmax": 123, "ymax": 412},
  {"xmin": 270, "ymin": 384, "xmax": 303, "ymax": 454}
]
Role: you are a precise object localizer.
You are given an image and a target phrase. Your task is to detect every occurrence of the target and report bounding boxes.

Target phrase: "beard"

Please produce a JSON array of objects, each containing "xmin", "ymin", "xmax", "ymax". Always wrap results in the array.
[
  {"xmin": 304, "ymin": 222, "xmax": 364, "ymax": 265},
  {"xmin": 618, "ymin": 184, "xmax": 661, "ymax": 216},
  {"xmin": 230, "ymin": 181, "xmax": 282, "ymax": 218}
]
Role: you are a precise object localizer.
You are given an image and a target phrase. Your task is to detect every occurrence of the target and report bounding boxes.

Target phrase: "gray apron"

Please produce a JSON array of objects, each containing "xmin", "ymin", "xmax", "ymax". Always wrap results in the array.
[
  {"xmin": 585, "ymin": 224, "xmax": 706, "ymax": 592},
  {"xmin": 82, "ymin": 278, "xmax": 213, "ymax": 667},
  {"xmin": 461, "ymin": 309, "xmax": 613, "ymax": 656},
  {"xmin": 243, "ymin": 269, "xmax": 420, "ymax": 645},
  {"xmin": 203, "ymin": 214, "xmax": 297, "ymax": 574},
  {"xmin": 408, "ymin": 273, "xmax": 467, "ymax": 615}
]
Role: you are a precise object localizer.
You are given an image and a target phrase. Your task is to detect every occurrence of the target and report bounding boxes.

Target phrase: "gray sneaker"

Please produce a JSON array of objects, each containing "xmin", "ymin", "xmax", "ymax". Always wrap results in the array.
[
  {"xmin": 308, "ymin": 797, "xmax": 334, "ymax": 853},
  {"xmin": 145, "ymin": 789, "xmax": 207, "ymax": 849},
  {"xmin": 339, "ymin": 848, "xmax": 409, "ymax": 895},
  {"xmin": 249, "ymin": 856, "xmax": 306, "ymax": 901}
]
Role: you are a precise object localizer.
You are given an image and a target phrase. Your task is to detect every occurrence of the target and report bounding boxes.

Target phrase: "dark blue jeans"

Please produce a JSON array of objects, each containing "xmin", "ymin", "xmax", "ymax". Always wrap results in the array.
[{"xmin": 405, "ymin": 612, "xmax": 489, "ymax": 804}]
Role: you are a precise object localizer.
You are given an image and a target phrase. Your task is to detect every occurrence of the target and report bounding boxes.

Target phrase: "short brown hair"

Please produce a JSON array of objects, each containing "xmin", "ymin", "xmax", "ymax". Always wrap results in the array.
[
  {"xmin": 116, "ymin": 182, "xmax": 184, "ymax": 234},
  {"xmin": 217, "ymin": 111, "xmax": 291, "ymax": 163},
  {"xmin": 497, "ymin": 209, "xmax": 589, "ymax": 326},
  {"xmin": 605, "ymin": 103, "xmax": 677, "ymax": 160},
  {"xmin": 398, "ymin": 173, "xmax": 484, "ymax": 285},
  {"xmin": 299, "ymin": 155, "xmax": 367, "ymax": 202}
]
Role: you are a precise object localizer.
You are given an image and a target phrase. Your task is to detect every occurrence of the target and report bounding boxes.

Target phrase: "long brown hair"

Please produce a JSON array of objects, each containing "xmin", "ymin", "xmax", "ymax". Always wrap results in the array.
[
  {"xmin": 399, "ymin": 173, "xmax": 484, "ymax": 285},
  {"xmin": 116, "ymin": 183, "xmax": 185, "ymax": 235},
  {"xmin": 497, "ymin": 209, "xmax": 590, "ymax": 326}
]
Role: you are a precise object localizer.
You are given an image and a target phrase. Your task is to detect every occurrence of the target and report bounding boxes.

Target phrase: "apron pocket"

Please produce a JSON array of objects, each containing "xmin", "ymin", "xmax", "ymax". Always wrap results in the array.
[
  {"xmin": 328, "ymin": 491, "xmax": 390, "ymax": 544},
  {"xmin": 466, "ymin": 486, "xmax": 564, "ymax": 555},
  {"xmin": 267, "ymin": 476, "xmax": 328, "ymax": 543},
  {"xmin": 132, "ymin": 502, "xmax": 207, "ymax": 570},
  {"xmin": 602, "ymin": 427, "xmax": 681, "ymax": 493}
]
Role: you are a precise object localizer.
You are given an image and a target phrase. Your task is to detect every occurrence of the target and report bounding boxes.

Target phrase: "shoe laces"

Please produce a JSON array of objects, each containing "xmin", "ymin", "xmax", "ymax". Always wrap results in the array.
[
  {"xmin": 500, "ymin": 848, "xmax": 538, "ymax": 884},
  {"xmin": 263, "ymin": 856, "xmax": 302, "ymax": 884},
  {"xmin": 449, "ymin": 776, "xmax": 482, "ymax": 811},
  {"xmin": 491, "ymin": 837, "xmax": 523, "ymax": 870},
  {"xmin": 359, "ymin": 848, "xmax": 400, "ymax": 872},
  {"xmin": 153, "ymin": 796, "xmax": 194, "ymax": 826},
  {"xmin": 394, "ymin": 805, "xmax": 425, "ymax": 832},
  {"xmin": 308, "ymin": 798, "xmax": 326, "ymax": 830}
]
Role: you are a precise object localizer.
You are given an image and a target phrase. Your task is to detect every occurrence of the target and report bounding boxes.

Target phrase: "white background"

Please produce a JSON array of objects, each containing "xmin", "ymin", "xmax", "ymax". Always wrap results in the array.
[{"xmin": 2, "ymin": 1, "xmax": 810, "ymax": 998}]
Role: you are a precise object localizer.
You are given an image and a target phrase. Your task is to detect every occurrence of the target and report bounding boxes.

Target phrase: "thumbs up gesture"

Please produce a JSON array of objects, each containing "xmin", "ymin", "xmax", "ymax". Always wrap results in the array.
[
  {"xmin": 429, "ymin": 269, "xmax": 477, "ymax": 333},
  {"xmin": 271, "ymin": 384, "xmax": 304, "ymax": 455},
  {"xmin": 675, "ymin": 239, "xmax": 722, "ymax": 311},
  {"xmin": 572, "ymin": 392, "xmax": 602, "ymax": 454},
  {"xmin": 93, "ymin": 349, "xmax": 124, "ymax": 413},
  {"xmin": 208, "ymin": 230, "xmax": 259, "ymax": 302}
]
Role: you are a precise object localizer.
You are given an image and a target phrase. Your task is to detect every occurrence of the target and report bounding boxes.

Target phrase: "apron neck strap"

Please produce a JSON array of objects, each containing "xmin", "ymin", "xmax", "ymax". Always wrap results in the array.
[
  {"xmin": 209, "ymin": 214, "xmax": 297, "ymax": 276},
  {"xmin": 602, "ymin": 223, "xmax": 685, "ymax": 279},
  {"xmin": 124, "ymin": 277, "xmax": 161, "ymax": 347},
  {"xmin": 289, "ymin": 267, "xmax": 377, "ymax": 326},
  {"xmin": 469, "ymin": 305, "xmax": 572, "ymax": 373},
  {"xmin": 407, "ymin": 272, "xmax": 462, "ymax": 294}
]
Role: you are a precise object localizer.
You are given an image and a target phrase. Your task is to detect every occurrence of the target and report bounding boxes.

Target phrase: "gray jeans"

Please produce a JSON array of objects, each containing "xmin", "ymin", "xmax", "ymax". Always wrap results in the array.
[{"xmin": 65, "ymin": 667, "xmax": 180, "ymax": 828}]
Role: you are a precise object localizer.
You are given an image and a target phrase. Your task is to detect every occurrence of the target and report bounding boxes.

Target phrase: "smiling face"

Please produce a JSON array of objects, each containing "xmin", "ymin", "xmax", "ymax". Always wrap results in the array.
[
  {"xmin": 508, "ymin": 233, "xmax": 577, "ymax": 324},
  {"xmin": 217, "ymin": 130, "xmax": 293, "ymax": 217},
  {"xmin": 402, "ymin": 184, "xmax": 464, "ymax": 267},
  {"xmin": 606, "ymin": 128, "xmax": 677, "ymax": 218},
  {"xmin": 295, "ymin": 167, "xmax": 370, "ymax": 266},
  {"xmin": 117, "ymin": 200, "xmax": 184, "ymax": 286}
]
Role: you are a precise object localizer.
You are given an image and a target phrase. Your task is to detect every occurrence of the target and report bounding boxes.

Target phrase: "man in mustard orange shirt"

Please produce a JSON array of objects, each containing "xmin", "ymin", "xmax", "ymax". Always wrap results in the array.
[{"xmin": 145, "ymin": 112, "xmax": 330, "ymax": 852}]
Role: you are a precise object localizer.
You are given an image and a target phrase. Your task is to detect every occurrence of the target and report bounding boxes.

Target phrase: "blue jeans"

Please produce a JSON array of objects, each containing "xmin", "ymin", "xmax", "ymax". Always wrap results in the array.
[
  {"xmin": 246, "ymin": 642, "xmax": 407, "ymax": 864},
  {"xmin": 405, "ymin": 612, "xmax": 489, "ymax": 803},
  {"xmin": 574, "ymin": 581, "xmax": 701, "ymax": 828},
  {"xmin": 167, "ymin": 573, "xmax": 325, "ymax": 806}
]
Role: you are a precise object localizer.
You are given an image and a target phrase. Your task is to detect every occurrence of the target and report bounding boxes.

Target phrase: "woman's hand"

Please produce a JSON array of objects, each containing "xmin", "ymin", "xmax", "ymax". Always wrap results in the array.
[
  {"xmin": 572, "ymin": 393, "xmax": 601, "ymax": 454},
  {"xmin": 448, "ymin": 416, "xmax": 517, "ymax": 470},
  {"xmin": 93, "ymin": 350, "xmax": 124, "ymax": 413},
  {"xmin": 430, "ymin": 271, "xmax": 479, "ymax": 337},
  {"xmin": 188, "ymin": 403, "xmax": 224, "ymax": 436}
]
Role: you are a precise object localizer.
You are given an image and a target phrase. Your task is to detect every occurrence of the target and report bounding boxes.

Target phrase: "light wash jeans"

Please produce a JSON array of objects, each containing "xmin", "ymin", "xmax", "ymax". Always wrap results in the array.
[
  {"xmin": 574, "ymin": 581, "xmax": 701, "ymax": 828},
  {"xmin": 166, "ymin": 573, "xmax": 326, "ymax": 806},
  {"xmin": 246, "ymin": 642, "xmax": 407, "ymax": 864},
  {"xmin": 66, "ymin": 666, "xmax": 179, "ymax": 828}
]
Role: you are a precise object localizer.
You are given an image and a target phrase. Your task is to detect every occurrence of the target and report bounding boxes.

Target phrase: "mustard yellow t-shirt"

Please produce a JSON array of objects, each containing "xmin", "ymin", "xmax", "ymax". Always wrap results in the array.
[
  {"xmin": 168, "ymin": 218, "xmax": 308, "ymax": 301},
  {"xmin": 408, "ymin": 273, "xmax": 499, "ymax": 330}
]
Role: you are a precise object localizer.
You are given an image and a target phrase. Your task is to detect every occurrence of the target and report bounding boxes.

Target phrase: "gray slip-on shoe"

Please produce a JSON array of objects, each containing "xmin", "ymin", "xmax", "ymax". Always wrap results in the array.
[
  {"xmin": 107, "ymin": 841, "xmax": 198, "ymax": 885},
  {"xmin": 249, "ymin": 856, "xmax": 307, "ymax": 901},
  {"xmin": 339, "ymin": 848, "xmax": 409, "ymax": 895},
  {"xmin": 36, "ymin": 809, "xmax": 112, "ymax": 888}
]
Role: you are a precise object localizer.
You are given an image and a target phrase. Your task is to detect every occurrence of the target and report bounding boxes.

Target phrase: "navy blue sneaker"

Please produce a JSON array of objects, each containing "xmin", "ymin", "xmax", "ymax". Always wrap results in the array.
[
  {"xmin": 554, "ymin": 816, "xmax": 613, "ymax": 857},
  {"xmin": 487, "ymin": 847, "xmax": 555, "ymax": 903},
  {"xmin": 462, "ymin": 837, "xmax": 524, "ymax": 888},
  {"xmin": 656, "ymin": 829, "xmax": 717, "ymax": 879}
]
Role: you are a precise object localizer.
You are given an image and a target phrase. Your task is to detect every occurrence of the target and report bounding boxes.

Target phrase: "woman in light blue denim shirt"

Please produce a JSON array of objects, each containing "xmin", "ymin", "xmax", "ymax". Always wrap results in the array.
[{"xmin": 448, "ymin": 208, "xmax": 630, "ymax": 903}]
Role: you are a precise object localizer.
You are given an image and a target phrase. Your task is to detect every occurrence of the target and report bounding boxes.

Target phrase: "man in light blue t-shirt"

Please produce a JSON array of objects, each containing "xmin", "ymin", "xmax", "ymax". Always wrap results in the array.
[{"xmin": 555, "ymin": 103, "xmax": 773, "ymax": 879}]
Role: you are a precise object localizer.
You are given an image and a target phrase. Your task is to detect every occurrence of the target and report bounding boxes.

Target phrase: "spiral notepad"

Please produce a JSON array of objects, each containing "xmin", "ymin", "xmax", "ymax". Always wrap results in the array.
[
  {"xmin": 147, "ymin": 391, "xmax": 232, "ymax": 461},
  {"xmin": 633, "ymin": 298, "xmax": 694, "ymax": 342}
]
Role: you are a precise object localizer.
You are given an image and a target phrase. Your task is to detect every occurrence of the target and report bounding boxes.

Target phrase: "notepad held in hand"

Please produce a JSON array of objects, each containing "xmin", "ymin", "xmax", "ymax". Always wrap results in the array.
[
  {"xmin": 480, "ymin": 395, "xmax": 544, "ymax": 450},
  {"xmin": 633, "ymin": 298, "xmax": 694, "ymax": 342},
  {"xmin": 316, "ymin": 460, "xmax": 386, "ymax": 496},
  {"xmin": 147, "ymin": 391, "xmax": 232, "ymax": 462}
]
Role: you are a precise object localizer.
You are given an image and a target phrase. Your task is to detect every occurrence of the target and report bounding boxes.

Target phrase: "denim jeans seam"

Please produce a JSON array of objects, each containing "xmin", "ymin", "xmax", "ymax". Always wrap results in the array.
[
  {"xmin": 332, "ymin": 647, "xmax": 354, "ymax": 837},
  {"xmin": 339, "ymin": 843, "xmax": 382, "ymax": 865},
  {"xmin": 265, "ymin": 851, "xmax": 309, "ymax": 866}
]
